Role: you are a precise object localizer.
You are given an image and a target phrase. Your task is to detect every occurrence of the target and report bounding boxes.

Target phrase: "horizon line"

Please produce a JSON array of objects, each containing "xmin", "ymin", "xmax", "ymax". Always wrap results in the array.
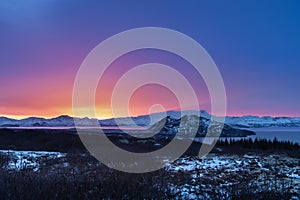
[{"xmin": 1, "ymin": 110, "xmax": 299, "ymax": 120}]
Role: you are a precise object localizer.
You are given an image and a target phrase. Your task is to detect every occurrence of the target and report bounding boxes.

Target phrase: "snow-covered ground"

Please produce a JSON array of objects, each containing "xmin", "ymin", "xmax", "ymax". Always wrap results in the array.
[
  {"xmin": 0, "ymin": 150, "xmax": 66, "ymax": 171},
  {"xmin": 166, "ymin": 154, "xmax": 300, "ymax": 199},
  {"xmin": 0, "ymin": 149, "xmax": 299, "ymax": 198}
]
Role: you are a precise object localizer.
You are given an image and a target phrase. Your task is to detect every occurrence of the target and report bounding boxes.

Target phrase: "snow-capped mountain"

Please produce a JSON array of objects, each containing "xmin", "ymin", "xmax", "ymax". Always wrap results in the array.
[
  {"xmin": 100, "ymin": 110, "xmax": 300, "ymax": 128},
  {"xmin": 0, "ymin": 110, "xmax": 299, "ymax": 128},
  {"xmin": 225, "ymin": 115, "xmax": 300, "ymax": 128},
  {"xmin": 148, "ymin": 115, "xmax": 255, "ymax": 138},
  {"xmin": 0, "ymin": 117, "xmax": 19, "ymax": 127},
  {"xmin": 0, "ymin": 116, "xmax": 98, "ymax": 127},
  {"xmin": 100, "ymin": 110, "xmax": 210, "ymax": 127}
]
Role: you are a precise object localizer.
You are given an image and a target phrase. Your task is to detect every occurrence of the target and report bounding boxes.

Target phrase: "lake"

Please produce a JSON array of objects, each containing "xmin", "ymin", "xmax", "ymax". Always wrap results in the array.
[
  {"xmin": 248, "ymin": 127, "xmax": 300, "ymax": 144},
  {"xmin": 2, "ymin": 126, "xmax": 299, "ymax": 144},
  {"xmin": 221, "ymin": 127, "xmax": 300, "ymax": 144}
]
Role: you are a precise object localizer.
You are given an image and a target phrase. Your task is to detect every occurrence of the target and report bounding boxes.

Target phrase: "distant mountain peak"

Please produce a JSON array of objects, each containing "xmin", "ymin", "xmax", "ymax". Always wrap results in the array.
[
  {"xmin": 0, "ymin": 110, "xmax": 299, "ymax": 128},
  {"xmin": 51, "ymin": 115, "xmax": 73, "ymax": 120}
]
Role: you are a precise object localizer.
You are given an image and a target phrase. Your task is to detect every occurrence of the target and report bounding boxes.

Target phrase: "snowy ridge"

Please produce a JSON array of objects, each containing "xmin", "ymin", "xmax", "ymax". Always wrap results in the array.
[
  {"xmin": 0, "ymin": 115, "xmax": 99, "ymax": 127},
  {"xmin": 148, "ymin": 115, "xmax": 255, "ymax": 138},
  {"xmin": 225, "ymin": 115, "xmax": 300, "ymax": 128},
  {"xmin": 0, "ymin": 110, "xmax": 300, "ymax": 128}
]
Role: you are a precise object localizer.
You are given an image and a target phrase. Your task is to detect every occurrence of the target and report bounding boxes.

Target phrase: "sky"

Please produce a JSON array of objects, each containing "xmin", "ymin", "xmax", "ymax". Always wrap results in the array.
[{"xmin": 0, "ymin": 0, "xmax": 300, "ymax": 119}]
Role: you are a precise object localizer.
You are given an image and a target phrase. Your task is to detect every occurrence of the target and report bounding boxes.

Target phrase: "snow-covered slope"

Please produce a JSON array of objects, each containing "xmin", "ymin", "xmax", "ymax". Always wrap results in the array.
[
  {"xmin": 0, "ymin": 117, "xmax": 18, "ymax": 127},
  {"xmin": 100, "ymin": 110, "xmax": 210, "ymax": 127},
  {"xmin": 148, "ymin": 115, "xmax": 255, "ymax": 138},
  {"xmin": 0, "ymin": 110, "xmax": 299, "ymax": 128},
  {"xmin": 101, "ymin": 111, "xmax": 300, "ymax": 128},
  {"xmin": 0, "ymin": 116, "xmax": 98, "ymax": 127},
  {"xmin": 225, "ymin": 116, "xmax": 300, "ymax": 128}
]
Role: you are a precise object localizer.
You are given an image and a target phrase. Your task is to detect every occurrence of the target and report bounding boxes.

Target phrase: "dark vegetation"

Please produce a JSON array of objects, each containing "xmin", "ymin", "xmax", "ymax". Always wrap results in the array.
[
  {"xmin": 217, "ymin": 137, "xmax": 300, "ymax": 158},
  {"xmin": 0, "ymin": 153, "xmax": 171, "ymax": 199},
  {"xmin": 0, "ymin": 128, "xmax": 299, "ymax": 199},
  {"xmin": 0, "ymin": 128, "xmax": 299, "ymax": 155},
  {"xmin": 0, "ymin": 128, "xmax": 86, "ymax": 153},
  {"xmin": 169, "ymin": 167, "xmax": 297, "ymax": 200},
  {"xmin": 0, "ymin": 152, "xmax": 298, "ymax": 199}
]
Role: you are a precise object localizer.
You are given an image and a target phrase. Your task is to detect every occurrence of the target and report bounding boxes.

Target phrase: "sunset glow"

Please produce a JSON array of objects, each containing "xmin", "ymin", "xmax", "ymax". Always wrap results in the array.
[{"xmin": 1, "ymin": 1, "xmax": 300, "ymax": 119}]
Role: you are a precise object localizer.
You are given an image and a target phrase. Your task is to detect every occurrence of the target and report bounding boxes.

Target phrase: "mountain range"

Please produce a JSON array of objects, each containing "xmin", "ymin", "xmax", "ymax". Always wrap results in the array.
[
  {"xmin": 148, "ymin": 115, "xmax": 255, "ymax": 139},
  {"xmin": 0, "ymin": 110, "xmax": 299, "ymax": 128}
]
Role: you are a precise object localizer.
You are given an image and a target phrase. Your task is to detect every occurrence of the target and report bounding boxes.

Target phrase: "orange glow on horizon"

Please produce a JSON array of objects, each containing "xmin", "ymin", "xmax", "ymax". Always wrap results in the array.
[{"xmin": 1, "ymin": 107, "xmax": 300, "ymax": 120}]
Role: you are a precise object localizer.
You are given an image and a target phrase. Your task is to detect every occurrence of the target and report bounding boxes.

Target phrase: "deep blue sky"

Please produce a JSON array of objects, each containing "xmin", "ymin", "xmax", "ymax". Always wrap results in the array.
[{"xmin": 0, "ymin": 0, "xmax": 300, "ymax": 118}]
